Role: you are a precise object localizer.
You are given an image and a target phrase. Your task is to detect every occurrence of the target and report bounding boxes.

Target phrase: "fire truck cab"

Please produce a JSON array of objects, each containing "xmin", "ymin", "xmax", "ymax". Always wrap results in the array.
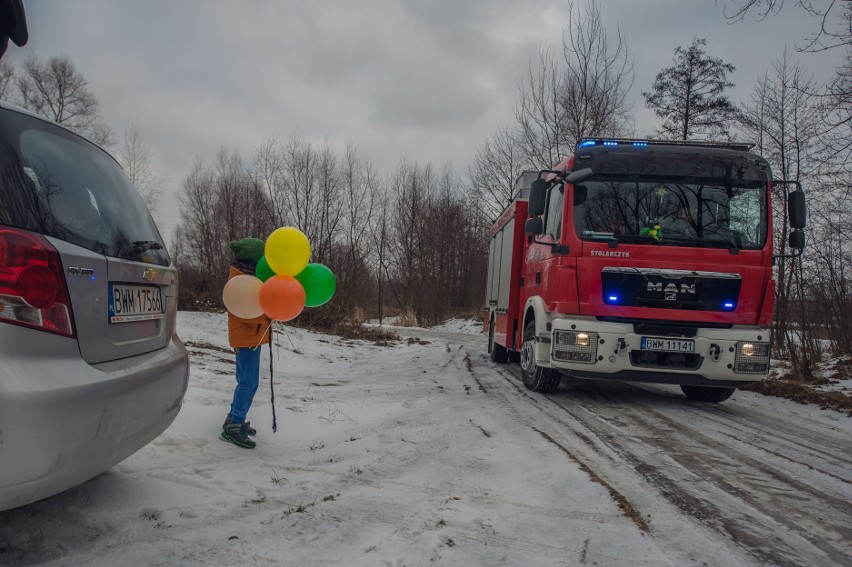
[{"xmin": 484, "ymin": 138, "xmax": 806, "ymax": 402}]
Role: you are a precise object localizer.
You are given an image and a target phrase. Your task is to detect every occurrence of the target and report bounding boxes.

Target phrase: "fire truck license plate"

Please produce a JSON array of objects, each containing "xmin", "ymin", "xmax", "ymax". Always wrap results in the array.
[{"xmin": 641, "ymin": 337, "xmax": 695, "ymax": 353}]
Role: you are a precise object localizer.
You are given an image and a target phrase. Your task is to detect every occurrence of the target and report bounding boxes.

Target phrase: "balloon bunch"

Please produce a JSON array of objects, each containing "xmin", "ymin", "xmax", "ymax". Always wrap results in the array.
[{"xmin": 222, "ymin": 227, "xmax": 336, "ymax": 321}]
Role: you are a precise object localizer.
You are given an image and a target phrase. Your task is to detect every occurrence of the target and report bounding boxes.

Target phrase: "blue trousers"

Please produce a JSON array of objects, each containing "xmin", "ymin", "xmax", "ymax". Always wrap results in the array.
[{"xmin": 229, "ymin": 347, "xmax": 261, "ymax": 424}]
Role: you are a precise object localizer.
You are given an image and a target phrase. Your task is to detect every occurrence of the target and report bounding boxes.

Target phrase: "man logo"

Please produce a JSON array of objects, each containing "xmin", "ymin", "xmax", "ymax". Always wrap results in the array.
[{"xmin": 647, "ymin": 281, "xmax": 696, "ymax": 294}]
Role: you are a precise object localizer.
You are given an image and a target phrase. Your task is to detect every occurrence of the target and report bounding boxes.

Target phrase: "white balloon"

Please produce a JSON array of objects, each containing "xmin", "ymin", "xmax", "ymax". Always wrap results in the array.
[{"xmin": 222, "ymin": 274, "xmax": 264, "ymax": 319}]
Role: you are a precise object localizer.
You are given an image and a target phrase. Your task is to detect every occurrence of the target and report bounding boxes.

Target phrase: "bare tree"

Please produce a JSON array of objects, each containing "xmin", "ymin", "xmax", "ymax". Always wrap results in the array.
[
  {"xmin": 721, "ymin": 0, "xmax": 851, "ymax": 52},
  {"xmin": 177, "ymin": 158, "xmax": 224, "ymax": 303},
  {"xmin": 213, "ymin": 146, "xmax": 272, "ymax": 244},
  {"xmin": 366, "ymin": 180, "xmax": 392, "ymax": 323},
  {"xmin": 0, "ymin": 58, "xmax": 14, "ymax": 99},
  {"xmin": 253, "ymin": 134, "xmax": 287, "ymax": 226},
  {"xmin": 721, "ymin": 0, "xmax": 850, "ymax": 161},
  {"xmin": 385, "ymin": 157, "xmax": 432, "ymax": 316},
  {"xmin": 515, "ymin": 0, "xmax": 633, "ymax": 169},
  {"xmin": 15, "ymin": 54, "xmax": 113, "ymax": 146},
  {"xmin": 117, "ymin": 121, "xmax": 161, "ymax": 211},
  {"xmin": 559, "ymin": 0, "xmax": 634, "ymax": 140},
  {"xmin": 740, "ymin": 52, "xmax": 824, "ymax": 380},
  {"xmin": 467, "ymin": 125, "xmax": 527, "ymax": 221},
  {"xmin": 808, "ymin": 189, "xmax": 852, "ymax": 357},
  {"xmin": 299, "ymin": 142, "xmax": 382, "ymax": 326},
  {"xmin": 280, "ymin": 132, "xmax": 316, "ymax": 233},
  {"xmin": 311, "ymin": 140, "xmax": 343, "ymax": 264},
  {"xmin": 515, "ymin": 45, "xmax": 570, "ymax": 170},
  {"xmin": 176, "ymin": 149, "xmax": 275, "ymax": 307},
  {"xmin": 643, "ymin": 38, "xmax": 741, "ymax": 140}
]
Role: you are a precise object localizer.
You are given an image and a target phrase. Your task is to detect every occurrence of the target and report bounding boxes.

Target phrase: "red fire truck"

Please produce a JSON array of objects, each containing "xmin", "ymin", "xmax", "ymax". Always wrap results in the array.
[{"xmin": 484, "ymin": 138, "xmax": 806, "ymax": 402}]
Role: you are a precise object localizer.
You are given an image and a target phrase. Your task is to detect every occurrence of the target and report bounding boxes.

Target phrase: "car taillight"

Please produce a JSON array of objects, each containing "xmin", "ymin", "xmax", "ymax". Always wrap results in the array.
[{"xmin": 0, "ymin": 227, "xmax": 75, "ymax": 337}]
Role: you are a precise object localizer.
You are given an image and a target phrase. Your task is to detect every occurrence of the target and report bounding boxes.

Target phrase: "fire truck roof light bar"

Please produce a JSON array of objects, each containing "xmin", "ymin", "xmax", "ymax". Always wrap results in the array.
[{"xmin": 576, "ymin": 138, "xmax": 755, "ymax": 152}]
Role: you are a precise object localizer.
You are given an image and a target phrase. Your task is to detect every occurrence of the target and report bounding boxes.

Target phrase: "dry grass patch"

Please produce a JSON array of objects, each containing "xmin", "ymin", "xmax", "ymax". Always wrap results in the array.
[{"xmin": 746, "ymin": 379, "xmax": 852, "ymax": 416}]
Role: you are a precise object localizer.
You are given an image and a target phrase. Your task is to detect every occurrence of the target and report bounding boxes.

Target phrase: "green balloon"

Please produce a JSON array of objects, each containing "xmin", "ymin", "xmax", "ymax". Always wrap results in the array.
[
  {"xmin": 256, "ymin": 256, "xmax": 276, "ymax": 282},
  {"xmin": 295, "ymin": 263, "xmax": 336, "ymax": 307}
]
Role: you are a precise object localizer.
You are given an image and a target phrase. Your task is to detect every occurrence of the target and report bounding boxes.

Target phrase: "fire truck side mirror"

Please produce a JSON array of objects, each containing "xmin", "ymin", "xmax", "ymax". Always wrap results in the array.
[
  {"xmin": 528, "ymin": 179, "xmax": 549, "ymax": 216},
  {"xmin": 789, "ymin": 230, "xmax": 805, "ymax": 250},
  {"xmin": 788, "ymin": 189, "xmax": 806, "ymax": 230},
  {"xmin": 525, "ymin": 217, "xmax": 544, "ymax": 236},
  {"xmin": 564, "ymin": 167, "xmax": 594, "ymax": 184}
]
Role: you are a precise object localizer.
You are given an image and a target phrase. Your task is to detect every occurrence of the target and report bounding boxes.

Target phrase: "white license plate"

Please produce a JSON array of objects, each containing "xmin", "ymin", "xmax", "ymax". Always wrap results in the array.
[
  {"xmin": 641, "ymin": 337, "xmax": 695, "ymax": 353},
  {"xmin": 109, "ymin": 284, "xmax": 164, "ymax": 323}
]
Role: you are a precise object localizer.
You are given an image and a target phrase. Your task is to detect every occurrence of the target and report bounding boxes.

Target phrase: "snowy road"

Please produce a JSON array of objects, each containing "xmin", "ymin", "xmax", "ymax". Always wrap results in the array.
[
  {"xmin": 1, "ymin": 313, "xmax": 850, "ymax": 566},
  {"xmin": 393, "ymin": 323, "xmax": 852, "ymax": 566},
  {"xmin": 485, "ymin": 365, "xmax": 852, "ymax": 566}
]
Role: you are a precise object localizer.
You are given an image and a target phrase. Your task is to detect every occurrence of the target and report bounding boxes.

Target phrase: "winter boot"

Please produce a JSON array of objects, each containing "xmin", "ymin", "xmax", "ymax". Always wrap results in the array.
[
  {"xmin": 221, "ymin": 422, "xmax": 256, "ymax": 449},
  {"xmin": 223, "ymin": 417, "xmax": 256, "ymax": 436}
]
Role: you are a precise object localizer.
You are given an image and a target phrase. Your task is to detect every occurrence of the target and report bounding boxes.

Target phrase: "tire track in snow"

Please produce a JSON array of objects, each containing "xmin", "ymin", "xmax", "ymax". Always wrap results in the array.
[
  {"xmin": 630, "ymin": 383, "xmax": 852, "ymax": 477},
  {"xmin": 476, "ymin": 357, "xmax": 852, "ymax": 567}
]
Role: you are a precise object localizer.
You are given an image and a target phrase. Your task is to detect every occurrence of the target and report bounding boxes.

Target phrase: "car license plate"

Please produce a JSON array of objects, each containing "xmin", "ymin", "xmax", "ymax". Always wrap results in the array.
[
  {"xmin": 108, "ymin": 284, "xmax": 164, "ymax": 323},
  {"xmin": 641, "ymin": 337, "xmax": 695, "ymax": 353}
]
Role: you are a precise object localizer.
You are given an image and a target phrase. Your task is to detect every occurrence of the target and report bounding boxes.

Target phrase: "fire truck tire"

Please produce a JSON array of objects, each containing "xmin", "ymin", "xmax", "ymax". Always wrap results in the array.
[
  {"xmin": 520, "ymin": 321, "xmax": 561, "ymax": 393},
  {"xmin": 680, "ymin": 385, "xmax": 736, "ymax": 403}
]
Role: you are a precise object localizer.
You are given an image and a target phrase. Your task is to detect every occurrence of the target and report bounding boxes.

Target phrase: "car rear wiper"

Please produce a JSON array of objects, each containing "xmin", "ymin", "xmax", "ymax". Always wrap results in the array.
[{"xmin": 117, "ymin": 240, "xmax": 163, "ymax": 259}]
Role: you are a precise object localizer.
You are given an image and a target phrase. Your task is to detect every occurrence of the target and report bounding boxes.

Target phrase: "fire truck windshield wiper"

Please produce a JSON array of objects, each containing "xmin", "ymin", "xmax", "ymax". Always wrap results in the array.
[
  {"xmin": 662, "ymin": 235, "xmax": 739, "ymax": 251},
  {"xmin": 609, "ymin": 234, "xmax": 661, "ymax": 245}
]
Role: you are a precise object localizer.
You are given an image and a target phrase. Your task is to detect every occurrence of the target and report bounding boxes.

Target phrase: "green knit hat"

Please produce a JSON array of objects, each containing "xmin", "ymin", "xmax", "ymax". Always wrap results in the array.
[{"xmin": 229, "ymin": 238, "xmax": 265, "ymax": 265}]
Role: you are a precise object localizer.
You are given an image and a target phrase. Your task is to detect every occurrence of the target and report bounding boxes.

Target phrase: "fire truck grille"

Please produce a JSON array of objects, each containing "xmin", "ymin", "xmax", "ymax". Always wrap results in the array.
[
  {"xmin": 601, "ymin": 268, "xmax": 742, "ymax": 312},
  {"xmin": 630, "ymin": 351, "xmax": 703, "ymax": 370}
]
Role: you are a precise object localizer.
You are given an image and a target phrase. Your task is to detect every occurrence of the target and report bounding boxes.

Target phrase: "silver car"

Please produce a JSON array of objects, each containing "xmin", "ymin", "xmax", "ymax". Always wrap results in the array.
[{"xmin": 0, "ymin": 101, "xmax": 189, "ymax": 511}]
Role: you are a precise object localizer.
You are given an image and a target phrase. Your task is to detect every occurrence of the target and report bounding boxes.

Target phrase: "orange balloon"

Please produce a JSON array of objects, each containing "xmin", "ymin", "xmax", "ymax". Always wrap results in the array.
[{"xmin": 258, "ymin": 274, "xmax": 306, "ymax": 321}]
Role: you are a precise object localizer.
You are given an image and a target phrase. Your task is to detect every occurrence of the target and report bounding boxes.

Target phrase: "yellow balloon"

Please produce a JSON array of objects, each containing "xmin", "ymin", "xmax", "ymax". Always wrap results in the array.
[{"xmin": 265, "ymin": 226, "xmax": 311, "ymax": 276}]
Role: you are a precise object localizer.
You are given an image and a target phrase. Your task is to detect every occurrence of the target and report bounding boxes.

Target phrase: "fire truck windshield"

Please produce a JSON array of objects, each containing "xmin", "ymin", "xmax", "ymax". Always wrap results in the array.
[{"xmin": 573, "ymin": 177, "xmax": 767, "ymax": 249}]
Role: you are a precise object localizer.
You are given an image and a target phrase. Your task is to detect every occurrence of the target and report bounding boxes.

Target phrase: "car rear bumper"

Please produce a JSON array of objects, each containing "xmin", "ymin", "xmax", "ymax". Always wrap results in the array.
[{"xmin": 0, "ymin": 330, "xmax": 189, "ymax": 512}]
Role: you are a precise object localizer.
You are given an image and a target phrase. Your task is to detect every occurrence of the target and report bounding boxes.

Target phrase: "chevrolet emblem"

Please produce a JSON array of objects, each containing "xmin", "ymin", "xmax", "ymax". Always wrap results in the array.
[{"xmin": 142, "ymin": 268, "xmax": 158, "ymax": 282}]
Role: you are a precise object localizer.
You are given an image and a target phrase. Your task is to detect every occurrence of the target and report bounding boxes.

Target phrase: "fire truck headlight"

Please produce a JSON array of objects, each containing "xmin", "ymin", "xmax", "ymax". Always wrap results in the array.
[
  {"xmin": 735, "ymin": 342, "xmax": 770, "ymax": 374},
  {"xmin": 553, "ymin": 330, "xmax": 598, "ymax": 364}
]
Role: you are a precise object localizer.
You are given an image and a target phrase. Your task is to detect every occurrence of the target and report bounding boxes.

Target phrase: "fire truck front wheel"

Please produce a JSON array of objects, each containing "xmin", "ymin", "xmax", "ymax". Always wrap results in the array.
[
  {"xmin": 680, "ymin": 385, "xmax": 736, "ymax": 403},
  {"xmin": 520, "ymin": 321, "xmax": 561, "ymax": 394}
]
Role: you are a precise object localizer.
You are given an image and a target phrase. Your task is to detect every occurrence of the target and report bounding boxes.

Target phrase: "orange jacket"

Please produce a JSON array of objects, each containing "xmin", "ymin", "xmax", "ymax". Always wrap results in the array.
[{"xmin": 227, "ymin": 265, "xmax": 272, "ymax": 348}]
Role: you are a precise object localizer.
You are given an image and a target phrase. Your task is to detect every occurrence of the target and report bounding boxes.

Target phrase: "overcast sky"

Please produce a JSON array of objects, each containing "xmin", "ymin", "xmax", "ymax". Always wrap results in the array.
[{"xmin": 7, "ymin": 0, "xmax": 841, "ymax": 241}]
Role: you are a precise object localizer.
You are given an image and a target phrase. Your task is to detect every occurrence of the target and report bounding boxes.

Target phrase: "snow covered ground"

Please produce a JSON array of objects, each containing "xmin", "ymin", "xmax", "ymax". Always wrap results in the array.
[{"xmin": 1, "ymin": 311, "xmax": 850, "ymax": 566}]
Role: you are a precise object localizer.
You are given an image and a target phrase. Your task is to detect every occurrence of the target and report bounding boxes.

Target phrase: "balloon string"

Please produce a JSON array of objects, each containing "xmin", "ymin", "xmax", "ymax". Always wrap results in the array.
[
  {"xmin": 252, "ymin": 320, "xmax": 273, "ymax": 350},
  {"xmin": 269, "ymin": 327, "xmax": 277, "ymax": 433},
  {"xmin": 279, "ymin": 324, "xmax": 297, "ymax": 351}
]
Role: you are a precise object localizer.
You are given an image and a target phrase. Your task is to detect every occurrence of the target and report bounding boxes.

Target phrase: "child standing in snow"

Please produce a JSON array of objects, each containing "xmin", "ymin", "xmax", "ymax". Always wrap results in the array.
[{"xmin": 221, "ymin": 238, "xmax": 271, "ymax": 449}]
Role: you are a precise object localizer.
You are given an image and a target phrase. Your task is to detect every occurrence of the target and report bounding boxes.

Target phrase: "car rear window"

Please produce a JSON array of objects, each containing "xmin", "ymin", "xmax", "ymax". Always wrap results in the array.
[{"xmin": 0, "ymin": 107, "xmax": 169, "ymax": 266}]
